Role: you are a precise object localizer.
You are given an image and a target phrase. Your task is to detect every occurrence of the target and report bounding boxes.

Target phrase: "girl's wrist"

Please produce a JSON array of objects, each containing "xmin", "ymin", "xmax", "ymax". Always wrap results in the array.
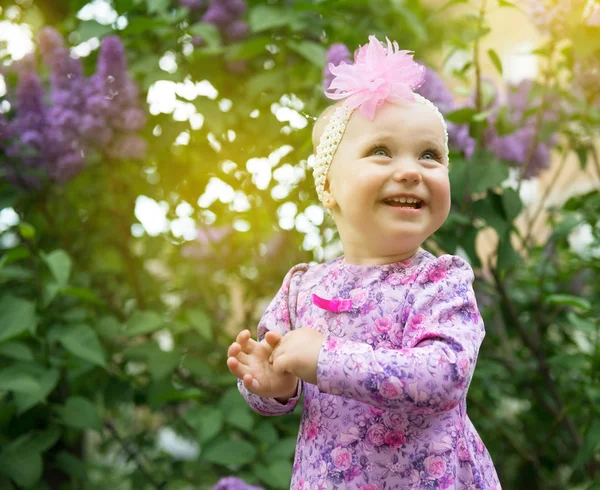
[{"xmin": 275, "ymin": 379, "xmax": 299, "ymax": 403}]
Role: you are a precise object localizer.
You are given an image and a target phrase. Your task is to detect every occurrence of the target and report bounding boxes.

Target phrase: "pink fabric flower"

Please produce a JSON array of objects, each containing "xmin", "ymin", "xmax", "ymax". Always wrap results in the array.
[
  {"xmin": 384, "ymin": 430, "xmax": 406, "ymax": 450},
  {"xmin": 360, "ymin": 485, "xmax": 378, "ymax": 490},
  {"xmin": 424, "ymin": 455, "xmax": 447, "ymax": 479},
  {"xmin": 331, "ymin": 446, "xmax": 352, "ymax": 470},
  {"xmin": 366, "ymin": 423, "xmax": 387, "ymax": 446},
  {"xmin": 457, "ymin": 438, "xmax": 471, "ymax": 461},
  {"xmin": 350, "ymin": 287, "xmax": 369, "ymax": 306},
  {"xmin": 382, "ymin": 411, "xmax": 408, "ymax": 429},
  {"xmin": 375, "ymin": 317, "xmax": 392, "ymax": 333},
  {"xmin": 306, "ymin": 421, "xmax": 319, "ymax": 441},
  {"xmin": 325, "ymin": 35, "xmax": 426, "ymax": 120},
  {"xmin": 428, "ymin": 266, "xmax": 446, "ymax": 283},
  {"xmin": 379, "ymin": 376, "xmax": 403, "ymax": 399},
  {"xmin": 408, "ymin": 314, "xmax": 425, "ymax": 331},
  {"xmin": 457, "ymin": 354, "xmax": 470, "ymax": 378}
]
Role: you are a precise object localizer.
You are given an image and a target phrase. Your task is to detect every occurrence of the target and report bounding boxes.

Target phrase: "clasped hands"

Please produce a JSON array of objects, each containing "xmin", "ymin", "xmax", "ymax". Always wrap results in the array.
[{"xmin": 226, "ymin": 328, "xmax": 325, "ymax": 400}]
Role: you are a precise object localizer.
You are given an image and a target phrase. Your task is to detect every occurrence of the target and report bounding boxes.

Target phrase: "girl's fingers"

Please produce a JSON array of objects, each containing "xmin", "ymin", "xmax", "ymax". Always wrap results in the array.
[
  {"xmin": 243, "ymin": 374, "xmax": 260, "ymax": 393},
  {"xmin": 272, "ymin": 354, "xmax": 289, "ymax": 375},
  {"xmin": 265, "ymin": 331, "xmax": 282, "ymax": 348},
  {"xmin": 227, "ymin": 356, "xmax": 248, "ymax": 379},
  {"xmin": 236, "ymin": 330, "xmax": 258, "ymax": 354},
  {"xmin": 227, "ymin": 342, "xmax": 241, "ymax": 357}
]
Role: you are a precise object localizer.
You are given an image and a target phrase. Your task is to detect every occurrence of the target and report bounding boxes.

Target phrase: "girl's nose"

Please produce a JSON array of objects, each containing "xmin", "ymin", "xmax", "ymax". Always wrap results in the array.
[{"xmin": 392, "ymin": 162, "xmax": 422, "ymax": 184}]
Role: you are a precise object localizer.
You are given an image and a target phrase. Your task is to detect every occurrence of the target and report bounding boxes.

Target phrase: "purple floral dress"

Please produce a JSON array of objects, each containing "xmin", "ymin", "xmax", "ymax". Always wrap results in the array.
[{"xmin": 238, "ymin": 250, "xmax": 502, "ymax": 490}]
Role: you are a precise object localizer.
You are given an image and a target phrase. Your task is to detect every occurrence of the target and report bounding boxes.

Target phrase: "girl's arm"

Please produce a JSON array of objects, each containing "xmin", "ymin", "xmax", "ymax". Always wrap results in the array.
[
  {"xmin": 316, "ymin": 255, "xmax": 485, "ymax": 414},
  {"xmin": 237, "ymin": 263, "xmax": 308, "ymax": 416}
]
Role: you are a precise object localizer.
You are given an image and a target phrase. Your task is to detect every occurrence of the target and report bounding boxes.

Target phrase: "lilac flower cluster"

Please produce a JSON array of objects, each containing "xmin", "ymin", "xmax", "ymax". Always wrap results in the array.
[
  {"xmin": 211, "ymin": 477, "xmax": 263, "ymax": 490},
  {"xmin": 179, "ymin": 0, "xmax": 248, "ymax": 46},
  {"xmin": 323, "ymin": 43, "xmax": 352, "ymax": 91},
  {"xmin": 82, "ymin": 36, "xmax": 147, "ymax": 160},
  {"xmin": 483, "ymin": 79, "xmax": 559, "ymax": 178},
  {"xmin": 416, "ymin": 67, "xmax": 476, "ymax": 159},
  {"xmin": 0, "ymin": 29, "xmax": 147, "ymax": 189}
]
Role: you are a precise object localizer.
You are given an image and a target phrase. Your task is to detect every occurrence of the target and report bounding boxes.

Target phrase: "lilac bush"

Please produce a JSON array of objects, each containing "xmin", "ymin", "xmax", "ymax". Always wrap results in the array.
[
  {"xmin": 0, "ymin": 30, "xmax": 148, "ymax": 189},
  {"xmin": 179, "ymin": 0, "xmax": 249, "ymax": 46}
]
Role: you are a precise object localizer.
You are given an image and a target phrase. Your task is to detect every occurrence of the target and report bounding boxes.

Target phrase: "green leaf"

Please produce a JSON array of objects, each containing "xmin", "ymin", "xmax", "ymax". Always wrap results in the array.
[
  {"xmin": 14, "ymin": 366, "xmax": 60, "ymax": 414},
  {"xmin": 487, "ymin": 49, "xmax": 503, "ymax": 75},
  {"xmin": 227, "ymin": 36, "xmax": 271, "ymax": 61},
  {"xmin": 254, "ymin": 421, "xmax": 278, "ymax": 444},
  {"xmin": 474, "ymin": 193, "xmax": 508, "ymax": 235},
  {"xmin": 57, "ymin": 324, "xmax": 106, "ymax": 367},
  {"xmin": 54, "ymin": 451, "xmax": 87, "ymax": 479},
  {"xmin": 0, "ymin": 265, "xmax": 33, "ymax": 282},
  {"xmin": 263, "ymin": 437, "xmax": 297, "ymax": 461},
  {"xmin": 287, "ymin": 40, "xmax": 326, "ymax": 68},
  {"xmin": 55, "ymin": 396, "xmax": 102, "ymax": 432},
  {"xmin": 227, "ymin": 407, "xmax": 255, "ymax": 432},
  {"xmin": 146, "ymin": 0, "xmax": 170, "ymax": 14},
  {"xmin": 41, "ymin": 250, "xmax": 72, "ymax": 287},
  {"xmin": 18, "ymin": 222, "xmax": 35, "ymax": 239},
  {"xmin": 266, "ymin": 460, "xmax": 293, "ymax": 489},
  {"xmin": 184, "ymin": 406, "xmax": 223, "ymax": 444},
  {"xmin": 0, "ymin": 295, "xmax": 37, "ymax": 343},
  {"xmin": 573, "ymin": 417, "xmax": 600, "ymax": 470},
  {"xmin": 496, "ymin": 236, "xmax": 520, "ymax": 270},
  {"xmin": 0, "ymin": 366, "xmax": 41, "ymax": 394},
  {"xmin": 0, "ymin": 247, "xmax": 30, "ymax": 268},
  {"xmin": 567, "ymin": 312, "xmax": 597, "ymax": 334},
  {"xmin": 96, "ymin": 315, "xmax": 122, "ymax": 338},
  {"xmin": 249, "ymin": 5, "xmax": 291, "ymax": 32},
  {"xmin": 188, "ymin": 23, "xmax": 221, "ymax": 48},
  {"xmin": 501, "ymin": 188, "xmax": 523, "ymax": 221},
  {"xmin": 148, "ymin": 349, "xmax": 182, "ymax": 380},
  {"xmin": 126, "ymin": 311, "xmax": 164, "ymax": 336},
  {"xmin": 446, "ymin": 107, "xmax": 477, "ymax": 124},
  {"xmin": 186, "ymin": 309, "xmax": 212, "ymax": 340},
  {"xmin": 471, "ymin": 158, "xmax": 509, "ymax": 194},
  {"xmin": 203, "ymin": 439, "xmax": 257, "ymax": 466},
  {"xmin": 77, "ymin": 20, "xmax": 113, "ymax": 43},
  {"xmin": 546, "ymin": 294, "xmax": 591, "ymax": 312},
  {"xmin": 0, "ymin": 436, "xmax": 43, "ymax": 487},
  {"xmin": 0, "ymin": 341, "xmax": 33, "ymax": 361}
]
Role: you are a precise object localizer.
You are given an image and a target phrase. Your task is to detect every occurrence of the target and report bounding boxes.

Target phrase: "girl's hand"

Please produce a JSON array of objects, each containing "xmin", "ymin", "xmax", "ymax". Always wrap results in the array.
[
  {"xmin": 268, "ymin": 328, "xmax": 325, "ymax": 385},
  {"xmin": 227, "ymin": 330, "xmax": 298, "ymax": 400}
]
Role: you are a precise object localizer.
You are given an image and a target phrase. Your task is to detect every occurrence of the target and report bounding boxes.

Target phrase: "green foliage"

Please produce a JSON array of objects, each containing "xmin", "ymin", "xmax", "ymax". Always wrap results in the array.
[{"xmin": 0, "ymin": 0, "xmax": 599, "ymax": 489}]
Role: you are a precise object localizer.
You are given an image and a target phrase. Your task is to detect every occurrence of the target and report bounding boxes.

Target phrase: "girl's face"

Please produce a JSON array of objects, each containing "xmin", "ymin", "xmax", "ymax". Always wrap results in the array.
[{"xmin": 324, "ymin": 98, "xmax": 451, "ymax": 264}]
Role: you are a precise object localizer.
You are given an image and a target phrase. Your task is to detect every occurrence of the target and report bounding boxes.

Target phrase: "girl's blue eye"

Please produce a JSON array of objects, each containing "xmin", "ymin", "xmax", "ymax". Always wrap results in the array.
[
  {"xmin": 372, "ymin": 147, "xmax": 389, "ymax": 157},
  {"xmin": 421, "ymin": 150, "xmax": 441, "ymax": 161}
]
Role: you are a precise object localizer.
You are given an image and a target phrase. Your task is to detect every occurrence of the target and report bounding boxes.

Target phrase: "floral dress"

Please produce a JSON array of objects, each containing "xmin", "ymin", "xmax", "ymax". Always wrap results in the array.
[{"xmin": 238, "ymin": 250, "xmax": 502, "ymax": 490}]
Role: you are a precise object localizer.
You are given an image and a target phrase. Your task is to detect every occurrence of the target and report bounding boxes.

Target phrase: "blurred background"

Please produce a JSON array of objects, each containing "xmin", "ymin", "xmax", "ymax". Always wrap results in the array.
[{"xmin": 0, "ymin": 0, "xmax": 599, "ymax": 489}]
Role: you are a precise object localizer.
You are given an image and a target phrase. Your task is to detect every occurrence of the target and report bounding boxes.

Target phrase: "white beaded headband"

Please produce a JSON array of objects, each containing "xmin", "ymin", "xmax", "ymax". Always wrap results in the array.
[{"xmin": 313, "ymin": 36, "xmax": 449, "ymax": 205}]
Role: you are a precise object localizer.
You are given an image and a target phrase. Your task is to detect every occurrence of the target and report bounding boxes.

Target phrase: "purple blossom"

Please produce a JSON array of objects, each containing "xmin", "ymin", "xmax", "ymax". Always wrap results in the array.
[
  {"xmin": 191, "ymin": 36, "xmax": 206, "ymax": 47},
  {"xmin": 223, "ymin": 0, "xmax": 247, "ymax": 16},
  {"xmin": 416, "ymin": 67, "xmax": 476, "ymax": 159},
  {"xmin": 323, "ymin": 43, "xmax": 351, "ymax": 90},
  {"xmin": 202, "ymin": 4, "xmax": 234, "ymax": 26},
  {"xmin": 224, "ymin": 20, "xmax": 249, "ymax": 41},
  {"xmin": 82, "ymin": 36, "xmax": 147, "ymax": 160},
  {"xmin": 211, "ymin": 477, "xmax": 263, "ymax": 490}
]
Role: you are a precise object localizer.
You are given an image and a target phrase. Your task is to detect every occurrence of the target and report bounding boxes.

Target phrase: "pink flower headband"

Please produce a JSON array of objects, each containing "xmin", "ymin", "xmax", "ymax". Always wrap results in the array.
[{"xmin": 313, "ymin": 35, "xmax": 449, "ymax": 205}]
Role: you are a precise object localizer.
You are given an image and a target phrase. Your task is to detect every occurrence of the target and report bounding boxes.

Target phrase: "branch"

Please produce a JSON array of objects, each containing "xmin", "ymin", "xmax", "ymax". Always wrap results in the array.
[
  {"xmin": 491, "ymin": 267, "xmax": 583, "ymax": 450},
  {"xmin": 104, "ymin": 421, "xmax": 165, "ymax": 490},
  {"xmin": 521, "ymin": 149, "xmax": 569, "ymax": 250}
]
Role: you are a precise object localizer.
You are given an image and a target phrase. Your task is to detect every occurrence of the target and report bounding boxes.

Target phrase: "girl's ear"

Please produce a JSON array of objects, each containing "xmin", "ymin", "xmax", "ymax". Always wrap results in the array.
[{"xmin": 322, "ymin": 180, "xmax": 337, "ymax": 209}]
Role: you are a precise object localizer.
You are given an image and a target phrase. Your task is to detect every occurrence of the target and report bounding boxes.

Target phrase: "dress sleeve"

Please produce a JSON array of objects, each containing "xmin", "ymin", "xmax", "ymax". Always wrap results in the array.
[
  {"xmin": 316, "ymin": 255, "xmax": 485, "ymax": 414},
  {"xmin": 238, "ymin": 263, "xmax": 309, "ymax": 416}
]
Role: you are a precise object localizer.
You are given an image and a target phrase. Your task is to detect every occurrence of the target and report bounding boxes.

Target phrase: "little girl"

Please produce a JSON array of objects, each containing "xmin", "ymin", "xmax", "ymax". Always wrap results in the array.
[{"xmin": 227, "ymin": 36, "xmax": 501, "ymax": 489}]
